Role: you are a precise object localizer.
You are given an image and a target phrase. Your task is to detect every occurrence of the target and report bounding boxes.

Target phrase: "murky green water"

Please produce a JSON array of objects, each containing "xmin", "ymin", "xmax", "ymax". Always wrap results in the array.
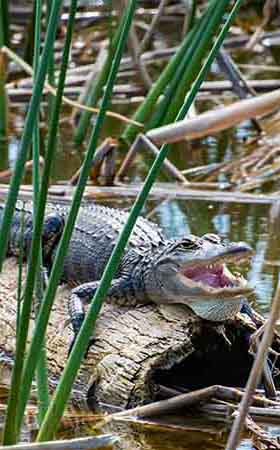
[{"xmin": 1, "ymin": 116, "xmax": 280, "ymax": 449}]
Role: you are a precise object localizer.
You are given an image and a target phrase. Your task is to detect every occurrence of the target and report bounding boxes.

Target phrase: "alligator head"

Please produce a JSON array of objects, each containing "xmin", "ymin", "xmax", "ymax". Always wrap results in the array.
[{"xmin": 146, "ymin": 233, "xmax": 254, "ymax": 322}]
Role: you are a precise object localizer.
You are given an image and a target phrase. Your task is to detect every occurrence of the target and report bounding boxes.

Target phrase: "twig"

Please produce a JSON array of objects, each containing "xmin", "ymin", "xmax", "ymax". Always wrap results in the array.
[
  {"xmin": 116, "ymin": 134, "xmax": 189, "ymax": 183},
  {"xmin": 119, "ymin": 0, "xmax": 152, "ymax": 90},
  {"xmin": 127, "ymin": 26, "xmax": 152, "ymax": 90},
  {"xmin": 147, "ymin": 88, "xmax": 280, "ymax": 145},
  {"xmin": 139, "ymin": 0, "xmax": 169, "ymax": 53},
  {"xmin": 246, "ymin": 416, "xmax": 280, "ymax": 450},
  {"xmin": 216, "ymin": 48, "xmax": 262, "ymax": 132},
  {"xmin": 140, "ymin": 134, "xmax": 189, "ymax": 183},
  {"xmin": 246, "ymin": 0, "xmax": 275, "ymax": 50},
  {"xmin": 2, "ymin": 46, "xmax": 143, "ymax": 128},
  {"xmin": 115, "ymin": 134, "xmax": 143, "ymax": 179},
  {"xmin": 0, "ymin": 158, "xmax": 44, "ymax": 182},
  {"xmin": 249, "ymin": 323, "xmax": 277, "ymax": 399},
  {"xmin": 0, "ymin": 435, "xmax": 118, "ymax": 450},
  {"xmin": 71, "ymin": 43, "xmax": 108, "ymax": 122},
  {"xmin": 3, "ymin": 183, "xmax": 280, "ymax": 205},
  {"xmin": 111, "ymin": 386, "xmax": 220, "ymax": 419},
  {"xmin": 225, "ymin": 277, "xmax": 280, "ymax": 450},
  {"xmin": 69, "ymin": 138, "xmax": 117, "ymax": 185},
  {"xmin": 158, "ymin": 384, "xmax": 280, "ymax": 408}
]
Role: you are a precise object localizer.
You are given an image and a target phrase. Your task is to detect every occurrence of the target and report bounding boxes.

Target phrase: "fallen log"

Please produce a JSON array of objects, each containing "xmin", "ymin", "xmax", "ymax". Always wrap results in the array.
[{"xmin": 0, "ymin": 258, "xmax": 279, "ymax": 411}]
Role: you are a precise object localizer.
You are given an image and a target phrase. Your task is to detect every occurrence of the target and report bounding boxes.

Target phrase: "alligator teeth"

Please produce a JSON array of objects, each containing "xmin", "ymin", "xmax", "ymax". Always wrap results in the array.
[{"xmin": 233, "ymin": 271, "xmax": 242, "ymax": 277}]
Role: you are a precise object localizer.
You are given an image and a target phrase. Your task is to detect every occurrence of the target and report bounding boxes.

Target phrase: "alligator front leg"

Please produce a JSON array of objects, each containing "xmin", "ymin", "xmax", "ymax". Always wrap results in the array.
[{"xmin": 68, "ymin": 277, "xmax": 140, "ymax": 355}]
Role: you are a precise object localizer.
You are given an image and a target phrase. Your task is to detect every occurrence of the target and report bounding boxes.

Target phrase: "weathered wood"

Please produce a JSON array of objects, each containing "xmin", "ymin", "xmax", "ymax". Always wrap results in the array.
[
  {"xmin": 0, "ymin": 259, "xmax": 195, "ymax": 408},
  {"xmin": 0, "ymin": 435, "xmax": 118, "ymax": 450},
  {"xmin": 1, "ymin": 183, "xmax": 280, "ymax": 205},
  {"xmin": 147, "ymin": 89, "xmax": 280, "ymax": 145},
  {"xmin": 0, "ymin": 259, "xmax": 277, "ymax": 411}
]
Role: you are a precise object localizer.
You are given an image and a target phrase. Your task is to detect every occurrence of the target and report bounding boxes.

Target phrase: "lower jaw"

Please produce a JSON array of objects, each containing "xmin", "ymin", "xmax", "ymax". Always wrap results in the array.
[{"xmin": 186, "ymin": 297, "xmax": 243, "ymax": 322}]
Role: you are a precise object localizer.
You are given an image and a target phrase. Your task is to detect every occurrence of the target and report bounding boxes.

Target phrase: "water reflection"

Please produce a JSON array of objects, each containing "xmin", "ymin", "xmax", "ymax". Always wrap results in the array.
[{"xmin": 1, "ymin": 107, "xmax": 280, "ymax": 450}]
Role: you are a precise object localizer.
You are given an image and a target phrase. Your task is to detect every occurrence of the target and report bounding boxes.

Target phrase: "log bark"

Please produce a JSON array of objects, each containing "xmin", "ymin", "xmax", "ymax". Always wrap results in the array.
[{"xmin": 0, "ymin": 258, "xmax": 276, "ymax": 411}]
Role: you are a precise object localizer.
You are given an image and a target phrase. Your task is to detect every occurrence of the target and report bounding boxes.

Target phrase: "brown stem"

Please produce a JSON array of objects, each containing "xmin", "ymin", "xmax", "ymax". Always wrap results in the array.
[{"xmin": 225, "ymin": 278, "xmax": 280, "ymax": 450}]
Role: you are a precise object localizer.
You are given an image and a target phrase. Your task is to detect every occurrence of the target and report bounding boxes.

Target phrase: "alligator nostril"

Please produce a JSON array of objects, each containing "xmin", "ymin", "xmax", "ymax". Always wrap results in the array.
[
  {"xmin": 230, "ymin": 242, "xmax": 253, "ymax": 254},
  {"xmin": 203, "ymin": 233, "xmax": 222, "ymax": 244}
]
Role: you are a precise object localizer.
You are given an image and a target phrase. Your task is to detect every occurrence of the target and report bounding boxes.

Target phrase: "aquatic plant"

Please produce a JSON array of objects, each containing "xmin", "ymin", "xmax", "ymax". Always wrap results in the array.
[{"xmin": 0, "ymin": 0, "xmax": 244, "ymax": 444}]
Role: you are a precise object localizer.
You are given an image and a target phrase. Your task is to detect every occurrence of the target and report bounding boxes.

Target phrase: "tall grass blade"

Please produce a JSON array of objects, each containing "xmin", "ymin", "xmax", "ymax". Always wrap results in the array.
[
  {"xmin": 120, "ymin": 0, "xmax": 216, "ymax": 146},
  {"xmin": 13, "ymin": 3, "xmax": 138, "ymax": 440},
  {"xmin": 13, "ymin": 1, "xmax": 135, "ymax": 438},
  {"xmin": 163, "ymin": 0, "xmax": 229, "ymax": 124},
  {"xmin": 32, "ymin": 0, "xmax": 49, "ymax": 425},
  {"xmin": 147, "ymin": 1, "xmax": 215, "ymax": 129},
  {"xmin": 74, "ymin": 11, "xmax": 124, "ymax": 145},
  {"xmin": 0, "ymin": 0, "xmax": 63, "ymax": 271},
  {"xmin": 120, "ymin": 26, "xmax": 196, "ymax": 146},
  {"xmin": 9, "ymin": 0, "xmax": 80, "ymax": 438},
  {"xmin": 35, "ymin": 0, "xmax": 240, "ymax": 442},
  {"xmin": 0, "ymin": 0, "xmax": 9, "ymax": 46},
  {"xmin": 46, "ymin": 0, "xmax": 56, "ymax": 120},
  {"xmin": 16, "ymin": 206, "xmax": 26, "ymax": 334},
  {"xmin": 0, "ymin": 0, "xmax": 9, "ymax": 141},
  {"xmin": 2, "ymin": 1, "xmax": 64, "ymax": 445}
]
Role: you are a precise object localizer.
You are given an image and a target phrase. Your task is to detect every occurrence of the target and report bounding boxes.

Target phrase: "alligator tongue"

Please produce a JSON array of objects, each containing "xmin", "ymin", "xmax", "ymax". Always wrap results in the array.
[{"xmin": 184, "ymin": 264, "xmax": 234, "ymax": 288}]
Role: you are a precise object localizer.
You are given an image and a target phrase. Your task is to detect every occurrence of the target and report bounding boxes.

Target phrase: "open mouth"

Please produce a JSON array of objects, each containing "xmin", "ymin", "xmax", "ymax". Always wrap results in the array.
[{"xmin": 179, "ymin": 259, "xmax": 252, "ymax": 296}]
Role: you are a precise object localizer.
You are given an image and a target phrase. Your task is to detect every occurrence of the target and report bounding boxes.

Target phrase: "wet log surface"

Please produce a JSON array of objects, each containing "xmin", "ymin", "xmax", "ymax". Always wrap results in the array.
[{"xmin": 0, "ymin": 258, "xmax": 273, "ymax": 410}]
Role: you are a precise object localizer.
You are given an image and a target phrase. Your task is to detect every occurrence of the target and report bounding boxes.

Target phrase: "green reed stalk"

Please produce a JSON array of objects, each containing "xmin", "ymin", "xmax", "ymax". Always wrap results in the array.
[
  {"xmin": 120, "ymin": 0, "xmax": 216, "ymax": 147},
  {"xmin": 74, "ymin": 12, "xmax": 124, "ymax": 146},
  {"xmin": 16, "ymin": 207, "xmax": 26, "ymax": 334},
  {"xmin": 11, "ymin": 0, "xmax": 79, "ymax": 439},
  {"xmin": 35, "ymin": 0, "xmax": 241, "ymax": 442},
  {"xmin": 0, "ymin": 0, "xmax": 8, "ymax": 141},
  {"xmin": 13, "ymin": 3, "xmax": 137, "ymax": 440},
  {"xmin": 0, "ymin": 0, "xmax": 9, "ymax": 46},
  {"xmin": 32, "ymin": 0, "xmax": 50, "ymax": 425},
  {"xmin": 147, "ymin": 1, "xmax": 215, "ymax": 130},
  {"xmin": 0, "ymin": 0, "xmax": 63, "ymax": 271},
  {"xmin": 46, "ymin": 0, "xmax": 56, "ymax": 120},
  {"xmin": 163, "ymin": 0, "xmax": 228, "ymax": 124},
  {"xmin": 2, "ymin": 1, "xmax": 63, "ymax": 445},
  {"xmin": 32, "ymin": 0, "xmax": 42, "ymax": 205},
  {"xmin": 120, "ymin": 27, "xmax": 195, "ymax": 146}
]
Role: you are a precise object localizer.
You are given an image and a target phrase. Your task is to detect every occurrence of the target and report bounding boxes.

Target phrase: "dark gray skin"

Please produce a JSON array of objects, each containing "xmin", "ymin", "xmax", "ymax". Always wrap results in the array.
[{"xmin": 1, "ymin": 201, "xmax": 254, "ymax": 344}]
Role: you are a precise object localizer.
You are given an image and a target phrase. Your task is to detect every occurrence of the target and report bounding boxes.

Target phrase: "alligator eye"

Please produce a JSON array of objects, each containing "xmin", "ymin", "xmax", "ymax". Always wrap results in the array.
[
  {"xmin": 203, "ymin": 233, "xmax": 221, "ymax": 244},
  {"xmin": 177, "ymin": 239, "xmax": 197, "ymax": 250}
]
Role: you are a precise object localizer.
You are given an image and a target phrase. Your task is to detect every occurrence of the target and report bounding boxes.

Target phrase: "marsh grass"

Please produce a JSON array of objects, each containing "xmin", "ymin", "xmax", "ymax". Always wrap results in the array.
[
  {"xmin": 74, "ymin": 6, "xmax": 125, "ymax": 146},
  {"xmin": 2, "ymin": 1, "xmax": 65, "ymax": 444},
  {"xmin": 32, "ymin": 0, "xmax": 49, "ymax": 425},
  {"xmin": 121, "ymin": 0, "xmax": 220, "ymax": 145},
  {"xmin": 0, "ymin": 0, "xmax": 243, "ymax": 444},
  {"xmin": 0, "ymin": 0, "xmax": 9, "ymax": 140}
]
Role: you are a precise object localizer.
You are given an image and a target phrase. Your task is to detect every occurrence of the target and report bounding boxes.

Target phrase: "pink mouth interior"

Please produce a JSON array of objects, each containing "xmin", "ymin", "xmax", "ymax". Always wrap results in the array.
[{"xmin": 183, "ymin": 264, "xmax": 234, "ymax": 288}]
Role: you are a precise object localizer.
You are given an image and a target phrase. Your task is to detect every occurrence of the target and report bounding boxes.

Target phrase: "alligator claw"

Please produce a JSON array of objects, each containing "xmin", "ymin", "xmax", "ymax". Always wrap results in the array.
[
  {"xmin": 67, "ymin": 334, "xmax": 96, "ymax": 359},
  {"xmin": 85, "ymin": 337, "xmax": 96, "ymax": 358},
  {"xmin": 67, "ymin": 334, "xmax": 78, "ymax": 358}
]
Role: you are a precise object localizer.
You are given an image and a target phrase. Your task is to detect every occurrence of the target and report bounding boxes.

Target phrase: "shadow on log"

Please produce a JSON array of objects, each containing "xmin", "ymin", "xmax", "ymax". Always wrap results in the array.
[{"xmin": 0, "ymin": 259, "xmax": 278, "ymax": 411}]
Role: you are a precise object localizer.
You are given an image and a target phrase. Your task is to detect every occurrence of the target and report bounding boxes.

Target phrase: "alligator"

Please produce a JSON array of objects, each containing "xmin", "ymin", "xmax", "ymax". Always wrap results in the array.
[{"xmin": 1, "ymin": 201, "xmax": 254, "ymax": 344}]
